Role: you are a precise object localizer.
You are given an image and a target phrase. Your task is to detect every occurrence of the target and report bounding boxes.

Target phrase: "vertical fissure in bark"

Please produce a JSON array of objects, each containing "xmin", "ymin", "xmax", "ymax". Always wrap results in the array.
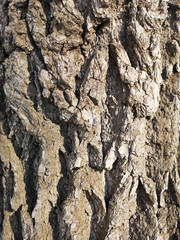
[
  {"xmin": 57, "ymin": 149, "xmax": 69, "ymax": 206},
  {"xmin": 25, "ymin": 20, "xmax": 48, "ymax": 71},
  {"xmin": 49, "ymin": 206, "xmax": 60, "ymax": 240},
  {"xmin": 136, "ymin": 179, "xmax": 154, "ymax": 212},
  {"xmin": 27, "ymin": 54, "xmax": 39, "ymax": 112},
  {"xmin": 5, "ymin": 163, "xmax": 14, "ymax": 212},
  {"xmin": 28, "ymin": 52, "xmax": 61, "ymax": 124},
  {"xmin": 87, "ymin": 143, "xmax": 103, "ymax": 171},
  {"xmin": 86, "ymin": 190, "xmax": 106, "ymax": 240},
  {"xmin": 60, "ymin": 123, "xmax": 73, "ymax": 156},
  {"xmin": 101, "ymin": 44, "xmax": 129, "ymax": 158},
  {"xmin": 10, "ymin": 206, "xmax": 23, "ymax": 240},
  {"xmin": 41, "ymin": 0, "xmax": 52, "ymax": 36},
  {"xmin": 75, "ymin": 74, "xmax": 82, "ymax": 101},
  {"xmin": 0, "ymin": 156, "xmax": 4, "ymax": 235},
  {"xmin": 177, "ymin": 138, "xmax": 180, "ymax": 176},
  {"xmin": 85, "ymin": 191, "xmax": 97, "ymax": 240},
  {"xmin": 7, "ymin": 114, "xmax": 25, "ymax": 159},
  {"xmin": 23, "ymin": 135, "xmax": 40, "ymax": 215},
  {"xmin": 167, "ymin": 176, "xmax": 179, "ymax": 206}
]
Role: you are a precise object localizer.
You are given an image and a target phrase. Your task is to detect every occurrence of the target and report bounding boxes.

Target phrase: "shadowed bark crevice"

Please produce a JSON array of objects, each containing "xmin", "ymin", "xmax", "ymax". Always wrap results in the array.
[
  {"xmin": 25, "ymin": 20, "xmax": 48, "ymax": 71},
  {"xmin": 49, "ymin": 206, "xmax": 60, "ymax": 240},
  {"xmin": 86, "ymin": 190, "xmax": 105, "ymax": 240},
  {"xmin": 10, "ymin": 206, "xmax": 23, "ymax": 240},
  {"xmin": 0, "ymin": 157, "xmax": 4, "ymax": 234},
  {"xmin": 5, "ymin": 163, "xmax": 14, "ymax": 212},
  {"xmin": 27, "ymin": 52, "xmax": 61, "ymax": 124},
  {"xmin": 41, "ymin": 0, "xmax": 53, "ymax": 36},
  {"xmin": 102, "ymin": 44, "xmax": 130, "ymax": 157},
  {"xmin": 87, "ymin": 143, "xmax": 103, "ymax": 171},
  {"xmin": 136, "ymin": 179, "xmax": 154, "ymax": 211},
  {"xmin": 23, "ymin": 136, "xmax": 40, "ymax": 215},
  {"xmin": 57, "ymin": 150, "xmax": 69, "ymax": 206}
]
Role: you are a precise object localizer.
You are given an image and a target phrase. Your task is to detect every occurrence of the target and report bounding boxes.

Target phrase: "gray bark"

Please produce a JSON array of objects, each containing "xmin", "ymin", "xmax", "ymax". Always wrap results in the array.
[{"xmin": 0, "ymin": 0, "xmax": 180, "ymax": 239}]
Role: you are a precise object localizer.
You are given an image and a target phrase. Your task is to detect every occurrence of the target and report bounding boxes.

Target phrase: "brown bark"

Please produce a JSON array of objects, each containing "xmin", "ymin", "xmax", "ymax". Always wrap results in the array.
[{"xmin": 0, "ymin": 0, "xmax": 180, "ymax": 239}]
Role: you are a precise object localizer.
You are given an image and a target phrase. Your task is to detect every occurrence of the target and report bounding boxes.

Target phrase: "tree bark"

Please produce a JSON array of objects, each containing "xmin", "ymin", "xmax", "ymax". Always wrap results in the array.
[{"xmin": 0, "ymin": 0, "xmax": 180, "ymax": 239}]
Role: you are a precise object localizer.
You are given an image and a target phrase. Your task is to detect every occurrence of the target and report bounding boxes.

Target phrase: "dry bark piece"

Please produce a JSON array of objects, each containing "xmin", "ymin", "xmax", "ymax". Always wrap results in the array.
[{"xmin": 0, "ymin": 0, "xmax": 179, "ymax": 239}]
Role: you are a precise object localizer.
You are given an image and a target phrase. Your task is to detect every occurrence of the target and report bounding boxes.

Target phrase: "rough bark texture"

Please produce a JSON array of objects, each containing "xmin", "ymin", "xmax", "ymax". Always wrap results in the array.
[{"xmin": 0, "ymin": 0, "xmax": 180, "ymax": 239}]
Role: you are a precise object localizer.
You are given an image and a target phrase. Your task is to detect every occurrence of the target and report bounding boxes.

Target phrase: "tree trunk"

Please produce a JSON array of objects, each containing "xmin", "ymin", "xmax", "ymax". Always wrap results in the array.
[{"xmin": 0, "ymin": 0, "xmax": 180, "ymax": 239}]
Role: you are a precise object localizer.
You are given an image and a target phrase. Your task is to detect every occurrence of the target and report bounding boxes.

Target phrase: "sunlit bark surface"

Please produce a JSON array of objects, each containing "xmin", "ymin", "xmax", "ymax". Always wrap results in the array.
[{"xmin": 0, "ymin": 0, "xmax": 180, "ymax": 239}]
